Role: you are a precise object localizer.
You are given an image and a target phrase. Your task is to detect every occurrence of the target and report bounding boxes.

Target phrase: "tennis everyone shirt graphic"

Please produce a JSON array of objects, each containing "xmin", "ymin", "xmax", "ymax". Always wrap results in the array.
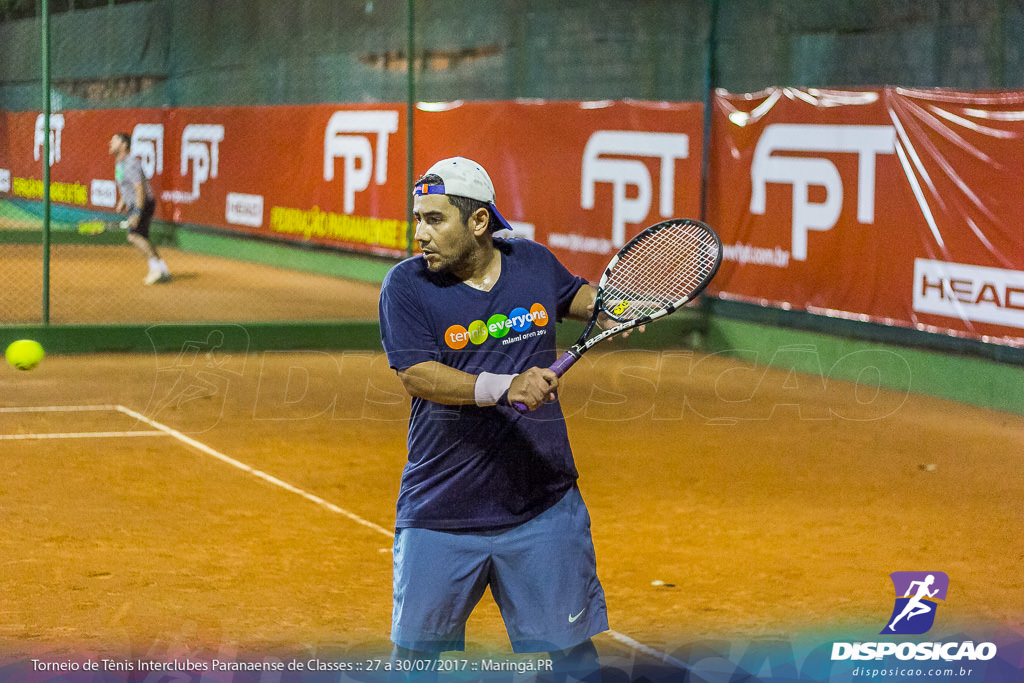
[
  {"xmin": 443, "ymin": 302, "xmax": 550, "ymax": 349},
  {"xmin": 379, "ymin": 237, "xmax": 589, "ymax": 530}
]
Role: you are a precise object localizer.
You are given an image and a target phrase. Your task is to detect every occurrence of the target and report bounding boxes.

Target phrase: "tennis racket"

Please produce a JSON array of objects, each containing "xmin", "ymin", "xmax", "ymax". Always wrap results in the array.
[
  {"xmin": 77, "ymin": 218, "xmax": 127, "ymax": 235},
  {"xmin": 513, "ymin": 218, "xmax": 722, "ymax": 413}
]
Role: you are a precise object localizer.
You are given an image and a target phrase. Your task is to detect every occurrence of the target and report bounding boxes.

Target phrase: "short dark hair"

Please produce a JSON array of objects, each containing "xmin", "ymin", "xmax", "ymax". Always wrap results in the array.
[
  {"xmin": 115, "ymin": 132, "xmax": 131, "ymax": 149},
  {"xmin": 415, "ymin": 173, "xmax": 492, "ymax": 228}
]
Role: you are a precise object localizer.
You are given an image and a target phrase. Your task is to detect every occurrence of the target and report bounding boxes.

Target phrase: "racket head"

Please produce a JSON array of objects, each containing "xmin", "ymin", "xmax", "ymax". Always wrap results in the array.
[
  {"xmin": 514, "ymin": 218, "xmax": 721, "ymax": 414},
  {"xmin": 596, "ymin": 218, "xmax": 722, "ymax": 324},
  {"xmin": 77, "ymin": 220, "xmax": 106, "ymax": 235}
]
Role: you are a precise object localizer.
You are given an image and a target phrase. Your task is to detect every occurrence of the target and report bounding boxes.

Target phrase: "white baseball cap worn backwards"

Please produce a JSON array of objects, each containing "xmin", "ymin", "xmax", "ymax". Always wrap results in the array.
[{"xmin": 414, "ymin": 156, "xmax": 513, "ymax": 232}]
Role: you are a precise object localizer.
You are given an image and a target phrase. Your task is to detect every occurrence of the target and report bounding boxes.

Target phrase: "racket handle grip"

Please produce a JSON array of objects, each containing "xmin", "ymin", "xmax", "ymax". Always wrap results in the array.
[
  {"xmin": 511, "ymin": 351, "xmax": 579, "ymax": 413},
  {"xmin": 549, "ymin": 351, "xmax": 578, "ymax": 377}
]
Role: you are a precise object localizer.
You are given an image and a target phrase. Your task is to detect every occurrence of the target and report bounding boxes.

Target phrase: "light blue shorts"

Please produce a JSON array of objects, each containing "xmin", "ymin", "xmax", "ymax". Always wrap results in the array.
[{"xmin": 391, "ymin": 486, "xmax": 608, "ymax": 654}]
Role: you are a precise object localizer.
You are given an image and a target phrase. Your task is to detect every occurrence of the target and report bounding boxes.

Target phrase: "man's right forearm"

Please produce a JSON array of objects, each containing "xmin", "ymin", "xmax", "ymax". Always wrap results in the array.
[{"xmin": 397, "ymin": 361, "xmax": 480, "ymax": 405}]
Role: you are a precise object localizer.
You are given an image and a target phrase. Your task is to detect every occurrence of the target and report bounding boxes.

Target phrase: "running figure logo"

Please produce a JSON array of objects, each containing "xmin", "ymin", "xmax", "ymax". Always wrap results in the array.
[{"xmin": 881, "ymin": 571, "xmax": 949, "ymax": 635}]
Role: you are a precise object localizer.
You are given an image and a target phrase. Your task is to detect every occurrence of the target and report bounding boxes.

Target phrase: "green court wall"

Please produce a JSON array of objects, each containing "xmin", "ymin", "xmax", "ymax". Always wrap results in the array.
[
  {"xmin": 5, "ymin": 315, "xmax": 1021, "ymax": 417},
  {"xmin": 703, "ymin": 317, "xmax": 1024, "ymax": 416}
]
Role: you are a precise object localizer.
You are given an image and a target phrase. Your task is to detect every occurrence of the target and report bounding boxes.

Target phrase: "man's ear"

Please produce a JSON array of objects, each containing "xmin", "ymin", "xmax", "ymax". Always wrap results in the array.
[{"xmin": 469, "ymin": 207, "xmax": 491, "ymax": 236}]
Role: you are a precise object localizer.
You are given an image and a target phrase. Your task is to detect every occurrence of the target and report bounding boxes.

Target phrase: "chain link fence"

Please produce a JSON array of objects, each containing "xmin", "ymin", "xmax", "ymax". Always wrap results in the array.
[{"xmin": 2, "ymin": 0, "xmax": 1023, "ymax": 328}]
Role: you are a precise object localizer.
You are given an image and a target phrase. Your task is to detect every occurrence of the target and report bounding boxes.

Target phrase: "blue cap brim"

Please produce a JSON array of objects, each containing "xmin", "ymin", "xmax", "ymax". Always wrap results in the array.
[{"xmin": 489, "ymin": 203, "xmax": 513, "ymax": 233}]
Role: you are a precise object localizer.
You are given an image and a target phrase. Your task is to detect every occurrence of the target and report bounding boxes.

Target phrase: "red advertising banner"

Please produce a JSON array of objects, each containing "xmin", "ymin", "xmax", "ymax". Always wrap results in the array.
[
  {"xmin": 415, "ymin": 100, "xmax": 704, "ymax": 278},
  {"xmin": 707, "ymin": 87, "xmax": 1024, "ymax": 348},
  {"xmin": 0, "ymin": 100, "xmax": 704, "ymax": 279},
  {"xmin": 4, "ymin": 92, "xmax": 1022, "ymax": 347},
  {"xmin": 0, "ymin": 104, "xmax": 412, "ymax": 256}
]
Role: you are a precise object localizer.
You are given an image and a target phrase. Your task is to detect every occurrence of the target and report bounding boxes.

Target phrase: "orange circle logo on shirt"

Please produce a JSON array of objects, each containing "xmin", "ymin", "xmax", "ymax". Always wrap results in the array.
[
  {"xmin": 445, "ymin": 324, "xmax": 470, "ymax": 350},
  {"xmin": 530, "ymin": 302, "xmax": 549, "ymax": 326}
]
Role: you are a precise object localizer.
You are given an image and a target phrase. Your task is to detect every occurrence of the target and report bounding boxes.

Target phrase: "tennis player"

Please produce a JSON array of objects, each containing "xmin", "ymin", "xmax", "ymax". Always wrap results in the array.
[
  {"xmin": 378, "ymin": 157, "xmax": 608, "ymax": 682},
  {"xmin": 109, "ymin": 132, "xmax": 170, "ymax": 285}
]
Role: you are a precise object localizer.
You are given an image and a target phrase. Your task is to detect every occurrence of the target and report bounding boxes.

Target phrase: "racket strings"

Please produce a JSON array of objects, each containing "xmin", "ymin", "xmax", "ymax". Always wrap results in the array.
[{"xmin": 602, "ymin": 221, "xmax": 720, "ymax": 320}]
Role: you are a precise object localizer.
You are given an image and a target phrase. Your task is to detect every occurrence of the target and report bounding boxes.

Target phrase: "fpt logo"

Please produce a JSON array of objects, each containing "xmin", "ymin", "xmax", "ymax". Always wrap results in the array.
[
  {"xmin": 581, "ymin": 130, "xmax": 689, "ymax": 248},
  {"xmin": 34, "ymin": 113, "xmax": 65, "ymax": 167},
  {"xmin": 445, "ymin": 304, "xmax": 549, "ymax": 350},
  {"xmin": 131, "ymin": 123, "xmax": 164, "ymax": 179},
  {"xmin": 750, "ymin": 123, "xmax": 895, "ymax": 261},
  {"xmin": 181, "ymin": 123, "xmax": 225, "ymax": 199},
  {"xmin": 882, "ymin": 571, "xmax": 949, "ymax": 635},
  {"xmin": 323, "ymin": 110, "xmax": 400, "ymax": 213}
]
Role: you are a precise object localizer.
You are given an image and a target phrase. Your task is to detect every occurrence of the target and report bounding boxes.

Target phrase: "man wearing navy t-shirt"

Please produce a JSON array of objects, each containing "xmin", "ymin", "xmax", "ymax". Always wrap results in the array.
[{"xmin": 378, "ymin": 157, "xmax": 608, "ymax": 682}]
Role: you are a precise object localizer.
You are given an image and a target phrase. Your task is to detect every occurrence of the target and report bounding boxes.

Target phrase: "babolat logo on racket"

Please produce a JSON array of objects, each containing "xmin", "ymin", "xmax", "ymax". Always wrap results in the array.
[
  {"xmin": 881, "ymin": 571, "xmax": 949, "ymax": 635},
  {"xmin": 445, "ymin": 303, "xmax": 549, "ymax": 349}
]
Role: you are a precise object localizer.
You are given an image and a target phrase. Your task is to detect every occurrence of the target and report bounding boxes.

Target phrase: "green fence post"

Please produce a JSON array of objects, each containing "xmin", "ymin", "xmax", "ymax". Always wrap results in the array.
[
  {"xmin": 405, "ymin": 0, "xmax": 416, "ymax": 258},
  {"xmin": 699, "ymin": 0, "xmax": 719, "ymax": 224},
  {"xmin": 41, "ymin": 0, "xmax": 52, "ymax": 325}
]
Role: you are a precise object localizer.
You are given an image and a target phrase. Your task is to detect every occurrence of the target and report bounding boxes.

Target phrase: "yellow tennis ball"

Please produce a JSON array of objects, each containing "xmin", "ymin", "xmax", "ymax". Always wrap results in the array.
[{"xmin": 5, "ymin": 339, "xmax": 45, "ymax": 371}]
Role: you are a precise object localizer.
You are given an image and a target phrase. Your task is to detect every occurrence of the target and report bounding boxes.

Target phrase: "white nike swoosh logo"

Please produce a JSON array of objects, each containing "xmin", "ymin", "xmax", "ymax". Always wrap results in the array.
[{"xmin": 568, "ymin": 609, "xmax": 585, "ymax": 623}]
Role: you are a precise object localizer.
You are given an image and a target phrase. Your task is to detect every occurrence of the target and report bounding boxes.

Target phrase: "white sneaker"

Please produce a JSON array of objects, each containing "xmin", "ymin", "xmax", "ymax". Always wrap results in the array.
[{"xmin": 145, "ymin": 270, "xmax": 168, "ymax": 286}]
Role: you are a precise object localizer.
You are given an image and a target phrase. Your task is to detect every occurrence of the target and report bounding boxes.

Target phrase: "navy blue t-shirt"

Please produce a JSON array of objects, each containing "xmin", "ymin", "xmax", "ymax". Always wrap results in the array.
[{"xmin": 379, "ymin": 238, "xmax": 589, "ymax": 530}]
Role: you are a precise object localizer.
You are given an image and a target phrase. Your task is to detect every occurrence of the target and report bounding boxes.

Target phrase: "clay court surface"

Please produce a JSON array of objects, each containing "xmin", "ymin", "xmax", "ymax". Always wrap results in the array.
[
  {"xmin": 1, "ymin": 243, "xmax": 382, "ymax": 323},
  {"xmin": 1, "ymin": 241, "xmax": 1023, "ymax": 672}
]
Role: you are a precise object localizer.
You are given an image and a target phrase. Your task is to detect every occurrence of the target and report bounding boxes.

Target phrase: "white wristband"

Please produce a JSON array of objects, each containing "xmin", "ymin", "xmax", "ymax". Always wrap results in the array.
[{"xmin": 475, "ymin": 372, "xmax": 517, "ymax": 407}]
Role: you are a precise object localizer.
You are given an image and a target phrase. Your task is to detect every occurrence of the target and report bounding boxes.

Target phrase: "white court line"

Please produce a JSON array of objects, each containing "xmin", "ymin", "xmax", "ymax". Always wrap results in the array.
[
  {"xmin": 4, "ymin": 403, "xmax": 681, "ymax": 669},
  {"xmin": 0, "ymin": 404, "xmax": 119, "ymax": 413},
  {"xmin": 603, "ymin": 630, "xmax": 688, "ymax": 671},
  {"xmin": 113, "ymin": 404, "xmax": 395, "ymax": 539},
  {"xmin": 1, "ymin": 430, "xmax": 166, "ymax": 440},
  {"xmin": 0, "ymin": 405, "xmax": 166, "ymax": 441}
]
